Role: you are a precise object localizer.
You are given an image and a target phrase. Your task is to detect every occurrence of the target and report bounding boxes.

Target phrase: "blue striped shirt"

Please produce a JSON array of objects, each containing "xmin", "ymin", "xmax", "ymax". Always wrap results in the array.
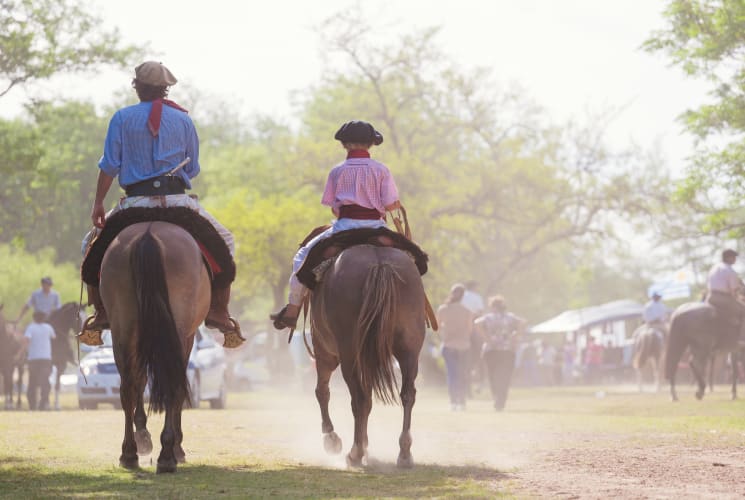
[{"xmin": 98, "ymin": 101, "xmax": 200, "ymax": 188}]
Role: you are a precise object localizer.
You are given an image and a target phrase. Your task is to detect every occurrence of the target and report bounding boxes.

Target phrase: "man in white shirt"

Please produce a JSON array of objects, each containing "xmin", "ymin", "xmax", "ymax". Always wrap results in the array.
[
  {"xmin": 642, "ymin": 293, "xmax": 669, "ymax": 337},
  {"xmin": 23, "ymin": 311, "xmax": 56, "ymax": 411},
  {"xmin": 706, "ymin": 248, "xmax": 745, "ymax": 327}
]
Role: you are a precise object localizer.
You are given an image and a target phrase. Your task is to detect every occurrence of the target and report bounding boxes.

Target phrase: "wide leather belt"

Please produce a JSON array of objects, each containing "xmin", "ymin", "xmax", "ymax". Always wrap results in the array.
[{"xmin": 125, "ymin": 176, "xmax": 186, "ymax": 197}]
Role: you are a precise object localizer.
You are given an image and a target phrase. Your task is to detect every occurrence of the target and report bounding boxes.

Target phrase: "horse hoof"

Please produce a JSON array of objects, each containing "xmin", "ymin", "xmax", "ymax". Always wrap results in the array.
[
  {"xmin": 323, "ymin": 432, "xmax": 342, "ymax": 455},
  {"xmin": 695, "ymin": 391, "xmax": 704, "ymax": 400},
  {"xmin": 156, "ymin": 461, "xmax": 177, "ymax": 474},
  {"xmin": 397, "ymin": 453, "xmax": 414, "ymax": 469},
  {"xmin": 135, "ymin": 429, "xmax": 153, "ymax": 456},
  {"xmin": 119, "ymin": 455, "xmax": 139, "ymax": 470},
  {"xmin": 345, "ymin": 453, "xmax": 364, "ymax": 468}
]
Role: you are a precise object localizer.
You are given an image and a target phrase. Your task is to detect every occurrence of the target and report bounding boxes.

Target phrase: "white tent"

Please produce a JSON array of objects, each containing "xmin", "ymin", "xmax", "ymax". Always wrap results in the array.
[{"xmin": 529, "ymin": 299, "xmax": 643, "ymax": 334}]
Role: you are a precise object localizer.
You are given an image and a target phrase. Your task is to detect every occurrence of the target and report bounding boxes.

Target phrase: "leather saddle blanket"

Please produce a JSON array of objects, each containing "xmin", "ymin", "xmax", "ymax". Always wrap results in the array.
[
  {"xmin": 81, "ymin": 206, "xmax": 236, "ymax": 288},
  {"xmin": 295, "ymin": 227, "xmax": 428, "ymax": 290}
]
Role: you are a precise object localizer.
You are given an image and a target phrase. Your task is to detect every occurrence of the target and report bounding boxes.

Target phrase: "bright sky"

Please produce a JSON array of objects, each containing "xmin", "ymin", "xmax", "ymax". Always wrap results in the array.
[{"xmin": 2, "ymin": 0, "xmax": 709, "ymax": 171}]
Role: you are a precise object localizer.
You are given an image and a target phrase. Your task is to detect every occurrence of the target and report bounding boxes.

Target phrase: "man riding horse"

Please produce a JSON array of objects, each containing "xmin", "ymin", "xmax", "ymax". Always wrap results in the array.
[
  {"xmin": 641, "ymin": 292, "xmax": 668, "ymax": 340},
  {"xmin": 78, "ymin": 61, "xmax": 244, "ymax": 348},
  {"xmin": 706, "ymin": 248, "xmax": 745, "ymax": 334}
]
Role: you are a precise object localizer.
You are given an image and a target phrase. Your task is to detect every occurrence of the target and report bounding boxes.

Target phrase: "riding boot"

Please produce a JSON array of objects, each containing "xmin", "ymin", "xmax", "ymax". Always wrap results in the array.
[
  {"xmin": 77, "ymin": 285, "xmax": 107, "ymax": 346},
  {"xmin": 204, "ymin": 285, "xmax": 245, "ymax": 348}
]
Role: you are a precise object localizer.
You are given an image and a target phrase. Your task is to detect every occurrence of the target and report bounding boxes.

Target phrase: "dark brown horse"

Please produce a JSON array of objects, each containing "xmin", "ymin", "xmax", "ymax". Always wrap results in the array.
[
  {"xmin": 0, "ymin": 305, "xmax": 26, "ymax": 410},
  {"xmin": 47, "ymin": 302, "xmax": 83, "ymax": 410},
  {"xmin": 665, "ymin": 301, "xmax": 742, "ymax": 401},
  {"xmin": 100, "ymin": 221, "xmax": 210, "ymax": 472},
  {"xmin": 310, "ymin": 245, "xmax": 425, "ymax": 468}
]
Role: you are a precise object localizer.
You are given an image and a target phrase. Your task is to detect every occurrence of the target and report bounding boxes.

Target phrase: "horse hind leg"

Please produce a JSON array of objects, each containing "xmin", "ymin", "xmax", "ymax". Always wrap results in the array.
[
  {"xmin": 315, "ymin": 351, "xmax": 342, "ymax": 455},
  {"xmin": 156, "ymin": 404, "xmax": 178, "ymax": 473},
  {"xmin": 689, "ymin": 353, "xmax": 707, "ymax": 400},
  {"xmin": 395, "ymin": 348, "xmax": 419, "ymax": 468},
  {"xmin": 341, "ymin": 363, "xmax": 371, "ymax": 468},
  {"xmin": 173, "ymin": 405, "xmax": 186, "ymax": 464},
  {"xmin": 118, "ymin": 373, "xmax": 139, "ymax": 469},
  {"xmin": 133, "ymin": 382, "xmax": 153, "ymax": 457}
]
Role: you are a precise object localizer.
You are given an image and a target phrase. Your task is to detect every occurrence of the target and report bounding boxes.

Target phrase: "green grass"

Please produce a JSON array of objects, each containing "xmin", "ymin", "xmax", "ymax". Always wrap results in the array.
[{"xmin": 1, "ymin": 383, "xmax": 743, "ymax": 498}]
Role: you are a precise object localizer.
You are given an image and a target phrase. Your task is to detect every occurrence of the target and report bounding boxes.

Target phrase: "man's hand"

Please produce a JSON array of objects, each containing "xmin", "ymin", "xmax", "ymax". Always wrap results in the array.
[{"xmin": 91, "ymin": 202, "xmax": 106, "ymax": 228}]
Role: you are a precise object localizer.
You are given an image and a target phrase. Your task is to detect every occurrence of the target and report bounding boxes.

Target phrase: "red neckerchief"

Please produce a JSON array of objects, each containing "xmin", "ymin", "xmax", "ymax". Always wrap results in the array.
[
  {"xmin": 147, "ymin": 99, "xmax": 188, "ymax": 137},
  {"xmin": 346, "ymin": 149, "xmax": 370, "ymax": 159}
]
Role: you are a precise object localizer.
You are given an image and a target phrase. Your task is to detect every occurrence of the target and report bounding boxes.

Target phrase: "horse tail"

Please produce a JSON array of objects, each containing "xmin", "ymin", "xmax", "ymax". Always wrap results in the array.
[
  {"xmin": 131, "ymin": 229, "xmax": 190, "ymax": 413},
  {"xmin": 665, "ymin": 314, "xmax": 688, "ymax": 381},
  {"xmin": 355, "ymin": 262, "xmax": 401, "ymax": 404}
]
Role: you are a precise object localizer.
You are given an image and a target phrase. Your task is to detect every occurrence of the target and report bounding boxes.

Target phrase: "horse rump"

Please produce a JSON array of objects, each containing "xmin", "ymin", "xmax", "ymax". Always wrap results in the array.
[{"xmin": 130, "ymin": 229, "xmax": 190, "ymax": 412}]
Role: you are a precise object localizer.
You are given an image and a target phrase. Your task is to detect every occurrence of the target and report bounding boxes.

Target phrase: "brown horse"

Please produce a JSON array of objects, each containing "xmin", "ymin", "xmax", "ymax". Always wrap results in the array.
[
  {"xmin": 0, "ymin": 305, "xmax": 26, "ymax": 410},
  {"xmin": 631, "ymin": 324, "xmax": 665, "ymax": 393},
  {"xmin": 100, "ymin": 221, "xmax": 210, "ymax": 472},
  {"xmin": 47, "ymin": 303, "xmax": 83, "ymax": 410},
  {"xmin": 310, "ymin": 245, "xmax": 425, "ymax": 468},
  {"xmin": 665, "ymin": 301, "xmax": 742, "ymax": 401}
]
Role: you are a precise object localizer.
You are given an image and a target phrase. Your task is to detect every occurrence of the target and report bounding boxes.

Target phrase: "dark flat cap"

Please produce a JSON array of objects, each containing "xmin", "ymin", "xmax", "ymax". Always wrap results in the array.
[{"xmin": 134, "ymin": 61, "xmax": 177, "ymax": 87}]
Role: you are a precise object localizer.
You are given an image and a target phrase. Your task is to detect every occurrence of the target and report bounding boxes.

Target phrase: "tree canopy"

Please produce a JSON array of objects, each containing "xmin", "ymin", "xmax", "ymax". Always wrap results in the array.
[
  {"xmin": 0, "ymin": 0, "xmax": 141, "ymax": 98},
  {"xmin": 645, "ymin": 0, "xmax": 745, "ymax": 235}
]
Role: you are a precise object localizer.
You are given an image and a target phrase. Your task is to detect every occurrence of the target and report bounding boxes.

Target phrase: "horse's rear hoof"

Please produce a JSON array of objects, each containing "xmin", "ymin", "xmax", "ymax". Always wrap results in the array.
[
  {"xmin": 156, "ymin": 461, "xmax": 177, "ymax": 474},
  {"xmin": 345, "ymin": 453, "xmax": 364, "ymax": 468},
  {"xmin": 323, "ymin": 432, "xmax": 342, "ymax": 455},
  {"xmin": 119, "ymin": 455, "xmax": 139, "ymax": 470},
  {"xmin": 397, "ymin": 453, "xmax": 414, "ymax": 469},
  {"xmin": 695, "ymin": 391, "xmax": 704, "ymax": 400},
  {"xmin": 135, "ymin": 429, "xmax": 153, "ymax": 456}
]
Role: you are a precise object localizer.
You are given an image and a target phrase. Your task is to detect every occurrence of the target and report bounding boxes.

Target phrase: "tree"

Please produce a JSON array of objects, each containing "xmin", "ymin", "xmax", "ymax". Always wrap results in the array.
[
  {"xmin": 0, "ymin": 101, "xmax": 119, "ymax": 263},
  {"xmin": 296, "ymin": 11, "xmax": 662, "ymax": 319},
  {"xmin": 644, "ymin": 0, "xmax": 745, "ymax": 235},
  {"xmin": 0, "ymin": 0, "xmax": 142, "ymax": 98}
]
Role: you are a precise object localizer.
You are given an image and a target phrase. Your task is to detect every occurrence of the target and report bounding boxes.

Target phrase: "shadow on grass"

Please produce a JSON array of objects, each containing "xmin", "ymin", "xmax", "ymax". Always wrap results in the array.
[{"xmin": 0, "ymin": 456, "xmax": 511, "ymax": 499}]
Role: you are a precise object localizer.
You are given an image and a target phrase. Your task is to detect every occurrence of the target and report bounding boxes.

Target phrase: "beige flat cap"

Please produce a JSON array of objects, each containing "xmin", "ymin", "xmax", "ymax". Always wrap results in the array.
[{"xmin": 134, "ymin": 61, "xmax": 177, "ymax": 86}]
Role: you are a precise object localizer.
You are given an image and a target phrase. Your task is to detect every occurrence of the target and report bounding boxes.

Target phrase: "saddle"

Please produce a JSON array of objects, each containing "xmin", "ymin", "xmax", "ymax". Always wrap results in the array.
[
  {"xmin": 295, "ymin": 226, "xmax": 428, "ymax": 290},
  {"xmin": 81, "ymin": 206, "xmax": 236, "ymax": 288}
]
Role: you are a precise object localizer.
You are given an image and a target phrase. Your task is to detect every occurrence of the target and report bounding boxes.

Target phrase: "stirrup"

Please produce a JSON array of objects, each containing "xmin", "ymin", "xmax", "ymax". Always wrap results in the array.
[
  {"xmin": 270, "ymin": 306, "xmax": 298, "ymax": 331},
  {"xmin": 77, "ymin": 317, "xmax": 105, "ymax": 346},
  {"xmin": 205, "ymin": 317, "xmax": 246, "ymax": 348}
]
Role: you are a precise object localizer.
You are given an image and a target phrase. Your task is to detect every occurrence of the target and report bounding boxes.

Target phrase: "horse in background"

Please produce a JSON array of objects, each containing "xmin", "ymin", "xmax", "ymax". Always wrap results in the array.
[
  {"xmin": 631, "ymin": 323, "xmax": 665, "ymax": 392},
  {"xmin": 665, "ymin": 301, "xmax": 742, "ymax": 401},
  {"xmin": 310, "ymin": 245, "xmax": 426, "ymax": 467},
  {"xmin": 0, "ymin": 305, "xmax": 26, "ymax": 410},
  {"xmin": 101, "ymin": 222, "xmax": 210, "ymax": 472},
  {"xmin": 47, "ymin": 303, "xmax": 83, "ymax": 410}
]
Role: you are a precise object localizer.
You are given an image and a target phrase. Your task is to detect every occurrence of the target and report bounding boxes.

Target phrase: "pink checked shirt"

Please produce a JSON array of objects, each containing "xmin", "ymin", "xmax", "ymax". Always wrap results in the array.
[{"xmin": 321, "ymin": 152, "xmax": 399, "ymax": 215}]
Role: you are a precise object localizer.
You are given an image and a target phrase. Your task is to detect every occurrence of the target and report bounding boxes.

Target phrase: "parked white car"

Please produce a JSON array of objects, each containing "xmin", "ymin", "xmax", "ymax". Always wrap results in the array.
[{"xmin": 77, "ymin": 328, "xmax": 227, "ymax": 410}]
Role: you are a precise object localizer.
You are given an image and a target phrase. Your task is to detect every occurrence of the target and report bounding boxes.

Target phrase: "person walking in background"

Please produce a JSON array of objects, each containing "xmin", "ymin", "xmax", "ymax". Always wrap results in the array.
[
  {"xmin": 437, "ymin": 284, "xmax": 473, "ymax": 411},
  {"xmin": 15, "ymin": 276, "xmax": 60, "ymax": 324},
  {"xmin": 538, "ymin": 340, "xmax": 557, "ymax": 386},
  {"xmin": 461, "ymin": 280, "xmax": 486, "ymax": 396},
  {"xmin": 474, "ymin": 295, "xmax": 525, "ymax": 410},
  {"xmin": 23, "ymin": 311, "xmax": 56, "ymax": 411},
  {"xmin": 584, "ymin": 335, "xmax": 604, "ymax": 384}
]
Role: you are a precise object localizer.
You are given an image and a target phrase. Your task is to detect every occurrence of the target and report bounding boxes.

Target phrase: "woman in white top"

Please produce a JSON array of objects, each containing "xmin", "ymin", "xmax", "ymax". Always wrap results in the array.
[{"xmin": 24, "ymin": 311, "xmax": 56, "ymax": 411}]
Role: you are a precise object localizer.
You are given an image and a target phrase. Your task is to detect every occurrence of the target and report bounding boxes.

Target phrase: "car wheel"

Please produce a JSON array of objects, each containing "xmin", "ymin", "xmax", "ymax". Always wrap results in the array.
[
  {"xmin": 209, "ymin": 381, "xmax": 227, "ymax": 410},
  {"xmin": 189, "ymin": 374, "xmax": 200, "ymax": 409}
]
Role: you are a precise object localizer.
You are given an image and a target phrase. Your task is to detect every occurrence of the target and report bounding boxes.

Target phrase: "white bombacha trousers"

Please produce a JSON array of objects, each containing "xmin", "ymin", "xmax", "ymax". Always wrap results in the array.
[
  {"xmin": 287, "ymin": 217, "xmax": 386, "ymax": 306},
  {"xmin": 81, "ymin": 194, "xmax": 234, "ymax": 257}
]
